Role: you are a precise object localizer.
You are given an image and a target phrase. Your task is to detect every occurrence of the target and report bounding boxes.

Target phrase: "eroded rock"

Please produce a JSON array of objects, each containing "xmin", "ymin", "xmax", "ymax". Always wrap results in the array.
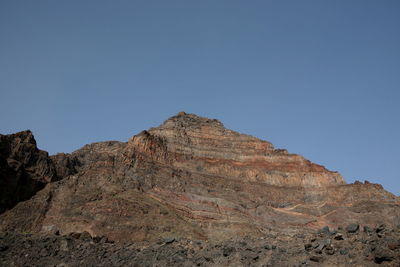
[{"xmin": 0, "ymin": 112, "xmax": 399, "ymax": 249}]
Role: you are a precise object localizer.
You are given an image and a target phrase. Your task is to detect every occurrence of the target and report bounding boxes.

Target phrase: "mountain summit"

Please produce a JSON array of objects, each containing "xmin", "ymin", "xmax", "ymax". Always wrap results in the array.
[{"xmin": 0, "ymin": 112, "xmax": 399, "ymax": 243}]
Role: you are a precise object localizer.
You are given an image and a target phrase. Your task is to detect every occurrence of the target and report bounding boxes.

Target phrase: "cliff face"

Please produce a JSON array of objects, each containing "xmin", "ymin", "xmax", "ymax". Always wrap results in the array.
[
  {"xmin": 130, "ymin": 112, "xmax": 345, "ymax": 188},
  {"xmin": 0, "ymin": 131, "xmax": 56, "ymax": 213},
  {"xmin": 0, "ymin": 112, "xmax": 399, "ymax": 242}
]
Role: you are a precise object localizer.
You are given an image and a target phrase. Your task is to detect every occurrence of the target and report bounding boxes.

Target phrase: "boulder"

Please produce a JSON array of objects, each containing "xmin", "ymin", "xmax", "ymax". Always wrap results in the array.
[{"xmin": 346, "ymin": 224, "xmax": 360, "ymax": 233}]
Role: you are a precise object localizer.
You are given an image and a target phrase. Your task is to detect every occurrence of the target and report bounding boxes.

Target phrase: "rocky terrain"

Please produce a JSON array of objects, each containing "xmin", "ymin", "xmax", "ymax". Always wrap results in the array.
[
  {"xmin": 1, "ymin": 112, "xmax": 399, "ymax": 266},
  {"xmin": 1, "ymin": 224, "xmax": 399, "ymax": 266}
]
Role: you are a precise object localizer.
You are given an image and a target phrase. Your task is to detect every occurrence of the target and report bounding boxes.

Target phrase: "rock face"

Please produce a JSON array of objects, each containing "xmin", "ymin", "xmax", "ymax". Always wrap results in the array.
[
  {"xmin": 130, "ymin": 112, "xmax": 345, "ymax": 187},
  {"xmin": 0, "ymin": 131, "xmax": 56, "ymax": 213},
  {"xmin": 0, "ymin": 112, "xmax": 399, "ymax": 244}
]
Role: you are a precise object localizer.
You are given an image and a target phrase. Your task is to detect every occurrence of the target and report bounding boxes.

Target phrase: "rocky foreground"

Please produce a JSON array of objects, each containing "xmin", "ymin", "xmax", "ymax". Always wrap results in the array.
[
  {"xmin": 1, "ymin": 224, "xmax": 399, "ymax": 266},
  {"xmin": 1, "ymin": 112, "xmax": 400, "ymax": 266}
]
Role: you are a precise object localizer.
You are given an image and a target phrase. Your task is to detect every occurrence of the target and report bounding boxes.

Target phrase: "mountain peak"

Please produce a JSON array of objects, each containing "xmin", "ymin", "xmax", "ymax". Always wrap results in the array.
[{"xmin": 158, "ymin": 112, "xmax": 224, "ymax": 129}]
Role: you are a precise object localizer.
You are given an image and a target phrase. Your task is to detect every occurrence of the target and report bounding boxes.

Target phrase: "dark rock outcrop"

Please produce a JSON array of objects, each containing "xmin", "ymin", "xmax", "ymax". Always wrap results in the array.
[
  {"xmin": 1, "ymin": 225, "xmax": 399, "ymax": 266},
  {"xmin": 0, "ymin": 131, "xmax": 56, "ymax": 213},
  {"xmin": 346, "ymin": 224, "xmax": 360, "ymax": 233}
]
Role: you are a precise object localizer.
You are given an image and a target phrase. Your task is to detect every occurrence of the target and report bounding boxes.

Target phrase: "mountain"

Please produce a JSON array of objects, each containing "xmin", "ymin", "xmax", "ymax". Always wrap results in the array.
[{"xmin": 1, "ymin": 112, "xmax": 399, "ymax": 266}]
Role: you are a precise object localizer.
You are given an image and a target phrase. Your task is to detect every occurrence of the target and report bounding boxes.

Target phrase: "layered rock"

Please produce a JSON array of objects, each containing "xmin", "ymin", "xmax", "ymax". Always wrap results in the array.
[
  {"xmin": 129, "ymin": 112, "xmax": 345, "ymax": 187},
  {"xmin": 0, "ymin": 112, "xmax": 399, "ymax": 243}
]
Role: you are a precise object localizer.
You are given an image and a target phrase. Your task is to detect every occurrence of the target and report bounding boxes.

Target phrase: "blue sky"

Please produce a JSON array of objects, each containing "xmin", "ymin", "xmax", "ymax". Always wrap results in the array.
[{"xmin": 1, "ymin": 1, "xmax": 399, "ymax": 195}]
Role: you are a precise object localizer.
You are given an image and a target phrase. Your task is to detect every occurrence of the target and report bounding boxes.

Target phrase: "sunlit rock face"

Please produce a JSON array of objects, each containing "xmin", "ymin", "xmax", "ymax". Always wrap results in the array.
[
  {"xmin": 130, "ymin": 112, "xmax": 345, "ymax": 188},
  {"xmin": 0, "ymin": 112, "xmax": 398, "ymax": 242}
]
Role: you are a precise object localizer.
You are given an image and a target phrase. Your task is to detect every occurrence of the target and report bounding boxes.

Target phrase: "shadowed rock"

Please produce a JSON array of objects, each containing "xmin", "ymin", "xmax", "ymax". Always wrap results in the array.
[{"xmin": 0, "ymin": 131, "xmax": 56, "ymax": 213}]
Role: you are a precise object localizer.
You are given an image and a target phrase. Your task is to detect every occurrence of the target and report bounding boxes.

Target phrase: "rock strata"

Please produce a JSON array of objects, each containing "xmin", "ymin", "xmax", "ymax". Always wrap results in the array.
[
  {"xmin": 136, "ymin": 112, "xmax": 345, "ymax": 188},
  {"xmin": 0, "ymin": 112, "xmax": 400, "ymax": 266}
]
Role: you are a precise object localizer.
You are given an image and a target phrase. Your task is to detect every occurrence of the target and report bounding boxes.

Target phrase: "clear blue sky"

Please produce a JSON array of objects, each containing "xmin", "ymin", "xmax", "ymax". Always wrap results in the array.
[{"xmin": 1, "ymin": 1, "xmax": 399, "ymax": 195}]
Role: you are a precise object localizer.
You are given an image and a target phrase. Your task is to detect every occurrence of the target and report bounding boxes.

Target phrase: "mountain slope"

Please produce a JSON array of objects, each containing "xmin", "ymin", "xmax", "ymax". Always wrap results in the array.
[{"xmin": 0, "ymin": 112, "xmax": 399, "ymax": 242}]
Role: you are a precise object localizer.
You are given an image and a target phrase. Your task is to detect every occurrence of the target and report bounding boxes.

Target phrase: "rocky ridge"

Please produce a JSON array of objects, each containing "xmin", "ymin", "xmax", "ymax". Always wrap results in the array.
[{"xmin": 1, "ymin": 112, "xmax": 399, "ymax": 266}]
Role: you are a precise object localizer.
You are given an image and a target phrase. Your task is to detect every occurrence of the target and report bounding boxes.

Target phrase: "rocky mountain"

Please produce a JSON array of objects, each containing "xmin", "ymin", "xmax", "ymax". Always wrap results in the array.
[
  {"xmin": 0, "ymin": 130, "xmax": 57, "ymax": 214},
  {"xmin": 1, "ymin": 112, "xmax": 399, "ymax": 266}
]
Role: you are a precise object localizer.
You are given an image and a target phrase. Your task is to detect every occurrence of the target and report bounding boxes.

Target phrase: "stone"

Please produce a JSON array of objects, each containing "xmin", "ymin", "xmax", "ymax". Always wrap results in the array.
[
  {"xmin": 304, "ymin": 243, "xmax": 313, "ymax": 251},
  {"xmin": 39, "ymin": 248, "xmax": 50, "ymax": 257},
  {"xmin": 376, "ymin": 224, "xmax": 386, "ymax": 233},
  {"xmin": 60, "ymin": 239, "xmax": 69, "ymax": 252},
  {"xmin": 325, "ymin": 249, "xmax": 334, "ymax": 255},
  {"xmin": 363, "ymin": 226, "xmax": 373, "ymax": 233},
  {"xmin": 387, "ymin": 239, "xmax": 400, "ymax": 250},
  {"xmin": 318, "ymin": 226, "xmax": 331, "ymax": 235},
  {"xmin": 222, "ymin": 246, "xmax": 235, "ymax": 257},
  {"xmin": 79, "ymin": 231, "xmax": 92, "ymax": 241},
  {"xmin": 374, "ymin": 248, "xmax": 394, "ymax": 263},
  {"xmin": 346, "ymin": 224, "xmax": 360, "ymax": 233},
  {"xmin": 309, "ymin": 255, "xmax": 324, "ymax": 262},
  {"xmin": 42, "ymin": 225, "xmax": 59, "ymax": 235},
  {"xmin": 316, "ymin": 243, "xmax": 325, "ymax": 251},
  {"xmin": 164, "ymin": 237, "xmax": 175, "ymax": 244},
  {"xmin": 92, "ymin": 236, "xmax": 102, "ymax": 243},
  {"xmin": 69, "ymin": 233, "xmax": 81, "ymax": 239},
  {"xmin": 323, "ymin": 239, "xmax": 331, "ymax": 246},
  {"xmin": 334, "ymin": 233, "xmax": 344, "ymax": 240}
]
